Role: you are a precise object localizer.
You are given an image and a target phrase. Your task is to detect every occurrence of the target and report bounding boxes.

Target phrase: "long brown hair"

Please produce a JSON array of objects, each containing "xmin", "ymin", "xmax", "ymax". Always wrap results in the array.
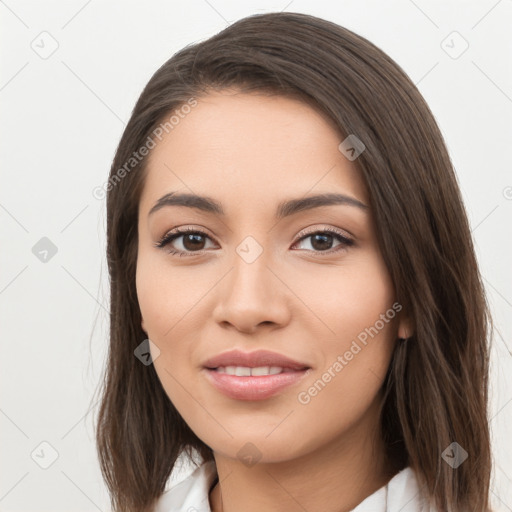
[{"xmin": 94, "ymin": 11, "xmax": 493, "ymax": 512}]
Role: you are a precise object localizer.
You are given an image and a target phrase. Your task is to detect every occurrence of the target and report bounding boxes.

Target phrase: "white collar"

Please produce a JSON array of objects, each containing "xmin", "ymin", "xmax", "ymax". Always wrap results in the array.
[{"xmin": 154, "ymin": 461, "xmax": 432, "ymax": 512}]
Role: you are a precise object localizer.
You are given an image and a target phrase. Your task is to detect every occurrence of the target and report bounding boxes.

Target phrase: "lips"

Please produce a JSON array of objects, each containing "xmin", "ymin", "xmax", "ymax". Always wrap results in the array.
[
  {"xmin": 202, "ymin": 349, "xmax": 311, "ymax": 401},
  {"xmin": 203, "ymin": 349, "xmax": 309, "ymax": 371}
]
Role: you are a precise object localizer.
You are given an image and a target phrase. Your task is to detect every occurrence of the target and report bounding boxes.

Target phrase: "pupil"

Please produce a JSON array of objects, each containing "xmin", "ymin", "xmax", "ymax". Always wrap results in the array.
[
  {"xmin": 183, "ymin": 233, "xmax": 205, "ymax": 251},
  {"xmin": 312, "ymin": 234, "xmax": 332, "ymax": 251}
]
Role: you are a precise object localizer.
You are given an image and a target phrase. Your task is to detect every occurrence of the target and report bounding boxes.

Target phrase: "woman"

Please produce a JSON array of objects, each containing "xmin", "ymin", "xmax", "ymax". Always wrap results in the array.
[{"xmin": 95, "ymin": 11, "xmax": 493, "ymax": 512}]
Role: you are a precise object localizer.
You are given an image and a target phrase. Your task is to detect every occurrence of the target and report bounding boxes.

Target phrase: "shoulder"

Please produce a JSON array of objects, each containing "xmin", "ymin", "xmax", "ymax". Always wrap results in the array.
[{"xmin": 153, "ymin": 461, "xmax": 217, "ymax": 512}]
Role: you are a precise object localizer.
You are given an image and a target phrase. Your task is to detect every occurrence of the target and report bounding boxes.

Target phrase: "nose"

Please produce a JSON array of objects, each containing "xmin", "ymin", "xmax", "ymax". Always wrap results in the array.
[{"xmin": 211, "ymin": 250, "xmax": 291, "ymax": 334}]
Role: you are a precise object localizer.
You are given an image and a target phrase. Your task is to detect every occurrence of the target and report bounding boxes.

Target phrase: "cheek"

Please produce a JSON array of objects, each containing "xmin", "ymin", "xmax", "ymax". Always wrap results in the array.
[
  {"xmin": 292, "ymin": 251, "xmax": 396, "ymax": 344},
  {"xmin": 136, "ymin": 249, "xmax": 198, "ymax": 336},
  {"xmin": 135, "ymin": 261, "xmax": 196, "ymax": 423},
  {"xmin": 292, "ymin": 252, "xmax": 396, "ymax": 430},
  {"xmin": 135, "ymin": 251, "xmax": 208, "ymax": 399}
]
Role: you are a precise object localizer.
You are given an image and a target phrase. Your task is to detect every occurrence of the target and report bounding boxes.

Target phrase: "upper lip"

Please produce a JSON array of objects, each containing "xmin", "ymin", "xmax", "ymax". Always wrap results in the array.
[{"xmin": 203, "ymin": 349, "xmax": 310, "ymax": 370}]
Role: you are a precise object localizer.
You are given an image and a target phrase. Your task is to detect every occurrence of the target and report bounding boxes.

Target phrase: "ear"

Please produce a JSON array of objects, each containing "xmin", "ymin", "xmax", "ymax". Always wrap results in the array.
[{"xmin": 397, "ymin": 309, "xmax": 415, "ymax": 339}]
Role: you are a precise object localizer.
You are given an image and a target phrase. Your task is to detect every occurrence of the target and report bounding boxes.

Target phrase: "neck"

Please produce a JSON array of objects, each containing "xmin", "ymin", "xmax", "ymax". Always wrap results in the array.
[{"xmin": 208, "ymin": 400, "xmax": 397, "ymax": 512}]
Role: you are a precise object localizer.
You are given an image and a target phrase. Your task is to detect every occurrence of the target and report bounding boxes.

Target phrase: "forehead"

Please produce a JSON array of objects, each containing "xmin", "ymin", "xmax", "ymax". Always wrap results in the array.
[{"xmin": 139, "ymin": 91, "xmax": 368, "ymax": 216}]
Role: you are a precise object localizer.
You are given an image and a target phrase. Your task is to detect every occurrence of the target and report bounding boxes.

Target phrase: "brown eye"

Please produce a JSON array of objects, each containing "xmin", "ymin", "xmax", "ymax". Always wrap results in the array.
[
  {"xmin": 293, "ymin": 229, "xmax": 354, "ymax": 254},
  {"xmin": 155, "ymin": 228, "xmax": 216, "ymax": 256},
  {"xmin": 181, "ymin": 232, "xmax": 207, "ymax": 251}
]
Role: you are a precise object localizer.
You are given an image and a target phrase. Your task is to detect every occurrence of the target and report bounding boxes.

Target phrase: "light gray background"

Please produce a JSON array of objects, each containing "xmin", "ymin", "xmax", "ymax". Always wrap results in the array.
[{"xmin": 1, "ymin": 0, "xmax": 511, "ymax": 510}]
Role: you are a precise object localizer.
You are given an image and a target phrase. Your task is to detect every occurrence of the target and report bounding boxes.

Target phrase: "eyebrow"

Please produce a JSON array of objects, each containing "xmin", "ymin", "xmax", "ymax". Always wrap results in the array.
[{"xmin": 148, "ymin": 192, "xmax": 368, "ymax": 219}]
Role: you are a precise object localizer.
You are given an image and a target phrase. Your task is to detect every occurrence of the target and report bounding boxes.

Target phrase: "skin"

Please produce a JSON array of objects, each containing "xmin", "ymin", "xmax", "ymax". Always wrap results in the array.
[{"xmin": 136, "ymin": 90, "xmax": 413, "ymax": 512}]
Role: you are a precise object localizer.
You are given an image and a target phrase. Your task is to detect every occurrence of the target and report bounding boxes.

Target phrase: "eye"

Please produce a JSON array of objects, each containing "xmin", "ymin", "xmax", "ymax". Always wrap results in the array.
[
  {"xmin": 154, "ymin": 227, "xmax": 216, "ymax": 257},
  {"xmin": 292, "ymin": 228, "xmax": 354, "ymax": 255},
  {"xmin": 154, "ymin": 226, "xmax": 354, "ymax": 257}
]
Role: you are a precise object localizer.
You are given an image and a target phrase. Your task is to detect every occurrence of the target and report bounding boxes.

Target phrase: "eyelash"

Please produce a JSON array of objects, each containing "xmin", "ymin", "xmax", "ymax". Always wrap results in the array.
[{"xmin": 153, "ymin": 226, "xmax": 354, "ymax": 257}]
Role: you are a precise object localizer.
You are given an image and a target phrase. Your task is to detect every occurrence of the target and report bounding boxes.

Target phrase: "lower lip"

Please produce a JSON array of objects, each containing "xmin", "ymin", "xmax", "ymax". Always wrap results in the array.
[{"xmin": 203, "ymin": 368, "xmax": 309, "ymax": 401}]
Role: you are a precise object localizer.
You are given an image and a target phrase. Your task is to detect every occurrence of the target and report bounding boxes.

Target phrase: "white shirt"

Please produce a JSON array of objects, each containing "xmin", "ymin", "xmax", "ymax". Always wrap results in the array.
[{"xmin": 154, "ymin": 461, "xmax": 435, "ymax": 512}]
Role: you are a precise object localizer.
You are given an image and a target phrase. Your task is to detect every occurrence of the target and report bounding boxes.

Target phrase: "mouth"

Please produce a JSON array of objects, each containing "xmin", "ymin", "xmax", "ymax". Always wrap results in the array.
[
  {"xmin": 210, "ymin": 365, "xmax": 305, "ymax": 376},
  {"xmin": 202, "ymin": 350, "xmax": 311, "ymax": 401},
  {"xmin": 203, "ymin": 367, "xmax": 310, "ymax": 401}
]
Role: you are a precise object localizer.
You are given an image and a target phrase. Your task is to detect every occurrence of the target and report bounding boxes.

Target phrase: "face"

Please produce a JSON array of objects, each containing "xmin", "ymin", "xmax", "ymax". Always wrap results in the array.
[{"xmin": 136, "ymin": 90, "xmax": 410, "ymax": 463}]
